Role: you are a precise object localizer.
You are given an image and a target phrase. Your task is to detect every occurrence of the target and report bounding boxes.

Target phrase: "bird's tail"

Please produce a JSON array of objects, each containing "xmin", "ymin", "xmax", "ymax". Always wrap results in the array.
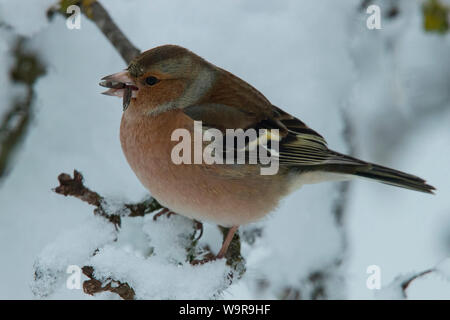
[
  {"xmin": 352, "ymin": 162, "xmax": 435, "ymax": 194},
  {"xmin": 324, "ymin": 151, "xmax": 435, "ymax": 194}
]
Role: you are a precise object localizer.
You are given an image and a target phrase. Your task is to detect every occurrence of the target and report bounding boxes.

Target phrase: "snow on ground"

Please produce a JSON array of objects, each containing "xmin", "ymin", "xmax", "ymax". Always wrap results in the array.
[{"xmin": 0, "ymin": 0, "xmax": 449, "ymax": 299}]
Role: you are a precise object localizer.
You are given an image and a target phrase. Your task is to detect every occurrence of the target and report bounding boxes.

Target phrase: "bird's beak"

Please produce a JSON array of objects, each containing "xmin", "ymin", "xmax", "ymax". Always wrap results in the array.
[{"xmin": 99, "ymin": 70, "xmax": 138, "ymax": 98}]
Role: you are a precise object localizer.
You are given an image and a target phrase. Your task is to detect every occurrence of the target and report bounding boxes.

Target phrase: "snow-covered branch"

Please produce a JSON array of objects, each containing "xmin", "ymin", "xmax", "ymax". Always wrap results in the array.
[
  {"xmin": 82, "ymin": 266, "xmax": 135, "ymax": 300},
  {"xmin": 40, "ymin": 170, "xmax": 245, "ymax": 299},
  {"xmin": 54, "ymin": 170, "xmax": 162, "ymax": 228}
]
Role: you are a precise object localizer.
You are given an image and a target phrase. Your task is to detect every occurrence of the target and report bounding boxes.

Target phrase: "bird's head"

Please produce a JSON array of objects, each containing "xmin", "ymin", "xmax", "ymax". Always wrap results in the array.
[{"xmin": 100, "ymin": 45, "xmax": 215, "ymax": 112}]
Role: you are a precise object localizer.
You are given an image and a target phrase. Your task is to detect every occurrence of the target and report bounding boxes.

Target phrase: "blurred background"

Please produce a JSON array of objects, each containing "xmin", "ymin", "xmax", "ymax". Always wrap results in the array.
[{"xmin": 0, "ymin": 0, "xmax": 449, "ymax": 299}]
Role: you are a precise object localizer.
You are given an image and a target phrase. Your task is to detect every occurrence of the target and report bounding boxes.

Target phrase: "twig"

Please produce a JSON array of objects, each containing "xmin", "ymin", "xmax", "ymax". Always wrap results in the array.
[
  {"xmin": 53, "ymin": 170, "xmax": 162, "ymax": 228},
  {"xmin": 55, "ymin": 170, "xmax": 102, "ymax": 207},
  {"xmin": 54, "ymin": 170, "xmax": 120, "ymax": 227},
  {"xmin": 126, "ymin": 197, "xmax": 163, "ymax": 217},
  {"xmin": 0, "ymin": 37, "xmax": 46, "ymax": 181},
  {"xmin": 82, "ymin": 266, "xmax": 135, "ymax": 300},
  {"xmin": 401, "ymin": 268, "xmax": 435, "ymax": 296}
]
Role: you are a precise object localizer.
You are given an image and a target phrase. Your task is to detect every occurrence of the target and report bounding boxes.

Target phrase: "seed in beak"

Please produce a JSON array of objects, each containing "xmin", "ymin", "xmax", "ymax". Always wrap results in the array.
[
  {"xmin": 100, "ymin": 70, "xmax": 138, "ymax": 101},
  {"xmin": 123, "ymin": 86, "xmax": 132, "ymax": 111},
  {"xmin": 99, "ymin": 80, "xmax": 127, "ymax": 89}
]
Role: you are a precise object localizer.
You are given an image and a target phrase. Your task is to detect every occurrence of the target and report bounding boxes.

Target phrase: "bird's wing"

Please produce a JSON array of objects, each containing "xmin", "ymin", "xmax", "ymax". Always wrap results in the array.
[
  {"xmin": 183, "ymin": 69, "xmax": 364, "ymax": 167},
  {"xmin": 271, "ymin": 106, "xmax": 366, "ymax": 167},
  {"xmin": 183, "ymin": 103, "xmax": 364, "ymax": 167}
]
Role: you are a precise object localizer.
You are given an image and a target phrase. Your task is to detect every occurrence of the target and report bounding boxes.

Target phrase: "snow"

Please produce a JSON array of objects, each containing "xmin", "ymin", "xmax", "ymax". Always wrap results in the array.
[
  {"xmin": 31, "ymin": 216, "xmax": 117, "ymax": 298},
  {"xmin": 0, "ymin": 0, "xmax": 449, "ymax": 299},
  {"xmin": 142, "ymin": 214, "xmax": 196, "ymax": 261},
  {"xmin": 30, "ymin": 211, "xmax": 232, "ymax": 300},
  {"xmin": 88, "ymin": 245, "xmax": 229, "ymax": 300}
]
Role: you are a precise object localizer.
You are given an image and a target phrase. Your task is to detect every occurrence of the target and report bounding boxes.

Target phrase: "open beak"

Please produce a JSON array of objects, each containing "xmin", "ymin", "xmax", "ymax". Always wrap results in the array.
[
  {"xmin": 100, "ymin": 70, "xmax": 138, "ymax": 110},
  {"xmin": 99, "ymin": 70, "xmax": 138, "ymax": 98}
]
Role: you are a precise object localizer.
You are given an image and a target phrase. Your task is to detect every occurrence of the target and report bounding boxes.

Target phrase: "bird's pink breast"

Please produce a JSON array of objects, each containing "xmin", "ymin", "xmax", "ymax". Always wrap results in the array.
[{"xmin": 119, "ymin": 108, "xmax": 288, "ymax": 226}]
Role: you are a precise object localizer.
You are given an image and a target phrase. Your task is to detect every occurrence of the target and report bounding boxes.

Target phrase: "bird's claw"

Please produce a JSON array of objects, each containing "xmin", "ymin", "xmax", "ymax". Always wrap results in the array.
[{"xmin": 153, "ymin": 208, "xmax": 176, "ymax": 221}]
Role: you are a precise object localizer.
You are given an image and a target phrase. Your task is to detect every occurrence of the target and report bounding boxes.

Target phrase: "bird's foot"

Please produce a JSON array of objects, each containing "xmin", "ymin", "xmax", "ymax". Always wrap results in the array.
[
  {"xmin": 191, "ymin": 226, "xmax": 239, "ymax": 265},
  {"xmin": 193, "ymin": 220, "xmax": 203, "ymax": 241},
  {"xmin": 153, "ymin": 207, "xmax": 176, "ymax": 221}
]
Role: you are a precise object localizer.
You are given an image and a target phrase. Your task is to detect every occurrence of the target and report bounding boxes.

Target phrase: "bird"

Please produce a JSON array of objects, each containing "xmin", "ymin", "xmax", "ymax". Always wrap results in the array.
[{"xmin": 100, "ymin": 44, "xmax": 435, "ymax": 261}]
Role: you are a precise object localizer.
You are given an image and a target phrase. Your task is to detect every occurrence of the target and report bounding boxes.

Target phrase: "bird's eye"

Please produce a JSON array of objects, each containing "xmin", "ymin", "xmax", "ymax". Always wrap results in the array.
[{"xmin": 145, "ymin": 76, "xmax": 159, "ymax": 86}]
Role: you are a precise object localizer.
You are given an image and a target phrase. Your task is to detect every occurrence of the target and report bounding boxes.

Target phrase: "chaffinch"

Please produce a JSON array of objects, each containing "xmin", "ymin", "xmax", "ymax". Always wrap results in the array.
[{"xmin": 100, "ymin": 45, "xmax": 435, "ymax": 259}]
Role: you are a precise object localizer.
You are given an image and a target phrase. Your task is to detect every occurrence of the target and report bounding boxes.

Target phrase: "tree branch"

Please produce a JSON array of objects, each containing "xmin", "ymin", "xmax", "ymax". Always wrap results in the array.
[
  {"xmin": 0, "ymin": 37, "xmax": 46, "ymax": 182},
  {"xmin": 82, "ymin": 266, "xmax": 135, "ymax": 300},
  {"xmin": 54, "ymin": 170, "xmax": 162, "ymax": 228},
  {"xmin": 401, "ymin": 269, "xmax": 435, "ymax": 297}
]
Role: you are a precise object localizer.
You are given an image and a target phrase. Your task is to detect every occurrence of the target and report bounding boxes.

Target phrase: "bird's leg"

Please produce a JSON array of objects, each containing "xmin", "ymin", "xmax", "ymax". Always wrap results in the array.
[
  {"xmin": 153, "ymin": 207, "xmax": 176, "ymax": 221},
  {"xmin": 216, "ymin": 225, "xmax": 239, "ymax": 259},
  {"xmin": 190, "ymin": 225, "xmax": 239, "ymax": 265},
  {"xmin": 193, "ymin": 220, "xmax": 204, "ymax": 242}
]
